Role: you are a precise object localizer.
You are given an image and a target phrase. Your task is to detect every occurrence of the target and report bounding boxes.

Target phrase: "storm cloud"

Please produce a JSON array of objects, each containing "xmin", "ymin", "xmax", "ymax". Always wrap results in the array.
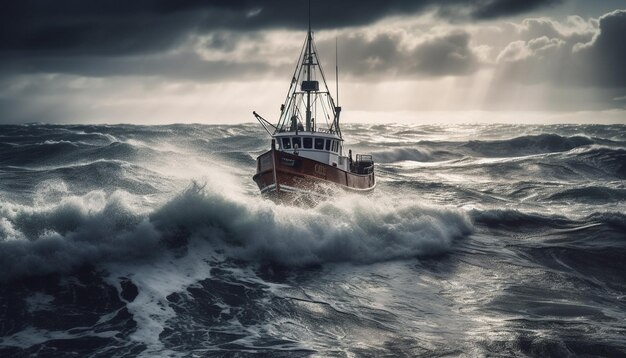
[
  {"xmin": 0, "ymin": 0, "xmax": 561, "ymax": 57},
  {"xmin": 0, "ymin": 1, "xmax": 624, "ymax": 124},
  {"xmin": 318, "ymin": 30, "xmax": 479, "ymax": 79},
  {"xmin": 471, "ymin": 0, "xmax": 563, "ymax": 19},
  {"xmin": 493, "ymin": 9, "xmax": 626, "ymax": 87},
  {"xmin": 0, "ymin": 0, "xmax": 547, "ymax": 82},
  {"xmin": 587, "ymin": 9, "xmax": 626, "ymax": 87}
]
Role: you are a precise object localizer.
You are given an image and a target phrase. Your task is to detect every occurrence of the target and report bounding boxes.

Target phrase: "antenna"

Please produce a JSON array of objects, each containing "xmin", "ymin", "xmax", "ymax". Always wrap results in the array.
[{"xmin": 336, "ymin": 37, "xmax": 339, "ymax": 107}]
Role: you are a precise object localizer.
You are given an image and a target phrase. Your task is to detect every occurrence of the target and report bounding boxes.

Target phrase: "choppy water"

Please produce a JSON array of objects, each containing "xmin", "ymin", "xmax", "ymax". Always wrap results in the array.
[{"xmin": 0, "ymin": 123, "xmax": 625, "ymax": 357}]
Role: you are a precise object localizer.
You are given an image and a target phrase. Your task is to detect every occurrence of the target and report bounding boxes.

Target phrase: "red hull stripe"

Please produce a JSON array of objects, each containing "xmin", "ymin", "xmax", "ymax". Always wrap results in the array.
[{"xmin": 253, "ymin": 150, "xmax": 375, "ymax": 195}]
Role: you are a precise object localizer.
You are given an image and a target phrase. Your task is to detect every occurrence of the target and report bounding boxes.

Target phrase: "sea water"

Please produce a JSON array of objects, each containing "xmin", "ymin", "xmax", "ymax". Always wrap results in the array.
[{"xmin": 0, "ymin": 123, "xmax": 624, "ymax": 356}]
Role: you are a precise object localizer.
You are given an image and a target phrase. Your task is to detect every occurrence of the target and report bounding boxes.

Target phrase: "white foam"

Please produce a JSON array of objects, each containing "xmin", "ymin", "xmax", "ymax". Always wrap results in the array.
[
  {"xmin": 103, "ymin": 239, "xmax": 218, "ymax": 357},
  {"xmin": 0, "ymin": 189, "xmax": 161, "ymax": 281},
  {"xmin": 149, "ymin": 185, "xmax": 473, "ymax": 266},
  {"xmin": 0, "ymin": 178, "xmax": 472, "ymax": 282},
  {"xmin": 0, "ymin": 326, "xmax": 118, "ymax": 349}
]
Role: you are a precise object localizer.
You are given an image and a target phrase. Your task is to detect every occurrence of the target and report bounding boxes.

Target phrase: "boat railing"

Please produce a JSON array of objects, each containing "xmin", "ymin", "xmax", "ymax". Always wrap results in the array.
[
  {"xmin": 314, "ymin": 128, "xmax": 336, "ymax": 134},
  {"xmin": 351, "ymin": 154, "xmax": 375, "ymax": 174},
  {"xmin": 355, "ymin": 154, "xmax": 373, "ymax": 162},
  {"xmin": 276, "ymin": 128, "xmax": 337, "ymax": 135}
]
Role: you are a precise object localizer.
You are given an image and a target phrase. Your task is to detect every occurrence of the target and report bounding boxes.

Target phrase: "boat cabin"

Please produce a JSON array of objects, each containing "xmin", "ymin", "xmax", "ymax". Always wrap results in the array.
[{"xmin": 273, "ymin": 131, "xmax": 349, "ymax": 171}]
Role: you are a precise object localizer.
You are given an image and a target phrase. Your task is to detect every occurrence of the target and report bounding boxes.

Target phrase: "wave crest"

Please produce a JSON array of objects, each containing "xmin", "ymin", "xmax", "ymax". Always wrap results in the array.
[
  {"xmin": 0, "ymin": 185, "xmax": 473, "ymax": 282},
  {"xmin": 0, "ymin": 190, "xmax": 160, "ymax": 282},
  {"xmin": 152, "ymin": 185, "xmax": 473, "ymax": 266}
]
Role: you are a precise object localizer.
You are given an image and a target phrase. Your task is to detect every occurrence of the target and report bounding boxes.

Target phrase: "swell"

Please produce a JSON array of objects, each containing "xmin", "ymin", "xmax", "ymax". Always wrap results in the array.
[
  {"xmin": 398, "ymin": 145, "xmax": 626, "ymax": 180},
  {"xmin": 472, "ymin": 208, "xmax": 626, "ymax": 232},
  {"xmin": 563, "ymin": 146, "xmax": 626, "ymax": 179},
  {"xmin": 0, "ymin": 141, "xmax": 175, "ymax": 169},
  {"xmin": 471, "ymin": 208, "xmax": 575, "ymax": 230},
  {"xmin": 365, "ymin": 133, "xmax": 624, "ymax": 165},
  {"xmin": 371, "ymin": 147, "xmax": 461, "ymax": 163},
  {"xmin": 546, "ymin": 186, "xmax": 626, "ymax": 203},
  {"xmin": 471, "ymin": 208, "xmax": 626, "ymax": 269},
  {"xmin": 462, "ymin": 133, "xmax": 599, "ymax": 157},
  {"xmin": 0, "ymin": 141, "xmax": 85, "ymax": 166},
  {"xmin": 472, "ymin": 208, "xmax": 626, "ymax": 293}
]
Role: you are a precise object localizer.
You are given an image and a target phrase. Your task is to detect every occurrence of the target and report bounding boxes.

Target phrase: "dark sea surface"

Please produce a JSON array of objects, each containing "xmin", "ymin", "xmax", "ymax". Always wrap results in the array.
[{"xmin": 0, "ymin": 123, "xmax": 625, "ymax": 357}]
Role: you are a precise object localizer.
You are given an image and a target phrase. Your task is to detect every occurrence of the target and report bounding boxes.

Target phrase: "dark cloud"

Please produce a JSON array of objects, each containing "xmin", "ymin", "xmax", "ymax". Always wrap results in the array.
[
  {"xmin": 0, "ymin": 27, "xmax": 480, "ymax": 84},
  {"xmin": 319, "ymin": 33, "xmax": 400, "ymax": 76},
  {"xmin": 493, "ymin": 9, "xmax": 626, "ymax": 88},
  {"xmin": 483, "ymin": 9, "xmax": 626, "ymax": 111},
  {"xmin": 587, "ymin": 9, "xmax": 626, "ymax": 87},
  {"xmin": 410, "ymin": 31, "xmax": 479, "ymax": 76},
  {"xmin": 0, "ymin": 4, "xmax": 201, "ymax": 56},
  {"xmin": 316, "ymin": 30, "xmax": 479, "ymax": 80},
  {"xmin": 0, "ymin": 0, "xmax": 561, "ymax": 58},
  {"xmin": 1, "ymin": 1, "xmax": 623, "ymax": 122},
  {"xmin": 471, "ymin": 0, "xmax": 563, "ymax": 19},
  {"xmin": 0, "ymin": 52, "xmax": 276, "ymax": 84},
  {"xmin": 1, "ymin": 0, "xmax": 554, "ymax": 82}
]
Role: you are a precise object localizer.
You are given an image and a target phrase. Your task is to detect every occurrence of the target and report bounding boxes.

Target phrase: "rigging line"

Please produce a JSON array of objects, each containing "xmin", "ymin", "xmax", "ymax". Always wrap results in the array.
[
  {"xmin": 311, "ymin": 37, "xmax": 338, "ymax": 124},
  {"xmin": 311, "ymin": 37, "xmax": 340, "ymax": 135},
  {"xmin": 305, "ymin": 0, "xmax": 313, "ymax": 131},
  {"xmin": 311, "ymin": 92, "xmax": 319, "ymax": 128},
  {"xmin": 320, "ymin": 97, "xmax": 331, "ymax": 126},
  {"xmin": 279, "ymin": 37, "xmax": 308, "ymax": 129},
  {"xmin": 311, "ymin": 38, "xmax": 331, "ymax": 95},
  {"xmin": 336, "ymin": 37, "xmax": 339, "ymax": 107},
  {"xmin": 295, "ymin": 102, "xmax": 304, "ymax": 120}
]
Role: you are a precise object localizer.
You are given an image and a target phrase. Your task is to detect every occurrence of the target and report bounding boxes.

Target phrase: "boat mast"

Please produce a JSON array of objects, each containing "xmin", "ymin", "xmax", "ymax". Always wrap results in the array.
[
  {"xmin": 334, "ymin": 37, "xmax": 342, "ymax": 137},
  {"xmin": 305, "ymin": 0, "xmax": 312, "ymax": 132},
  {"xmin": 271, "ymin": 0, "xmax": 337, "ymax": 135}
]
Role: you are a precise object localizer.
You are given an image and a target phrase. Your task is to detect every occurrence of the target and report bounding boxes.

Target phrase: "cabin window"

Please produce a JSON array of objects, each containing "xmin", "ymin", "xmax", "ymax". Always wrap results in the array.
[
  {"xmin": 315, "ymin": 138, "xmax": 324, "ymax": 150},
  {"xmin": 282, "ymin": 138, "xmax": 291, "ymax": 149},
  {"xmin": 292, "ymin": 137, "xmax": 301, "ymax": 149},
  {"xmin": 332, "ymin": 141, "xmax": 338, "ymax": 152},
  {"xmin": 303, "ymin": 137, "xmax": 312, "ymax": 149},
  {"xmin": 325, "ymin": 139, "xmax": 331, "ymax": 151}
]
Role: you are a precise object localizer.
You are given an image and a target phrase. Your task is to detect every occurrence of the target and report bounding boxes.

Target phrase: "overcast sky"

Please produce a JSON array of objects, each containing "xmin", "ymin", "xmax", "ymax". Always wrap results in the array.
[{"xmin": 1, "ymin": 0, "xmax": 625, "ymax": 124}]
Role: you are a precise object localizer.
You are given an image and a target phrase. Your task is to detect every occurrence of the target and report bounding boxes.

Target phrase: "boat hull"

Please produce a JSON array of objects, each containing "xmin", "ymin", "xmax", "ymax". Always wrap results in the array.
[{"xmin": 253, "ymin": 149, "xmax": 375, "ymax": 203}]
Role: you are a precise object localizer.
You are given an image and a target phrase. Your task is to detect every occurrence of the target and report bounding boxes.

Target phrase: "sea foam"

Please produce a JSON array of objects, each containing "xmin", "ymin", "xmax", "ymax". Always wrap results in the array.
[{"xmin": 0, "ymin": 182, "xmax": 473, "ymax": 282}]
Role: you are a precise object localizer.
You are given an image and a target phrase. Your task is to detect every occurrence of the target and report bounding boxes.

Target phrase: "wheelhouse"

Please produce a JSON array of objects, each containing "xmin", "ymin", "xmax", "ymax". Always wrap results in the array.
[
  {"xmin": 276, "ymin": 134, "xmax": 342, "ymax": 154},
  {"xmin": 274, "ymin": 131, "xmax": 347, "ymax": 170}
]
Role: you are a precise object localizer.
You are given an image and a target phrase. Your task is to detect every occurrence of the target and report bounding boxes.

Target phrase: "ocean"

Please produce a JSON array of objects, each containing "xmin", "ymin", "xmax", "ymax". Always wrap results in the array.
[{"xmin": 0, "ymin": 123, "xmax": 625, "ymax": 357}]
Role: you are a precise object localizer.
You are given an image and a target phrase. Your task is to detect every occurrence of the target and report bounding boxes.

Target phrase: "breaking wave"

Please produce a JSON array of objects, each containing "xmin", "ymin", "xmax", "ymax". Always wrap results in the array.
[{"xmin": 0, "ymin": 184, "xmax": 472, "ymax": 282}]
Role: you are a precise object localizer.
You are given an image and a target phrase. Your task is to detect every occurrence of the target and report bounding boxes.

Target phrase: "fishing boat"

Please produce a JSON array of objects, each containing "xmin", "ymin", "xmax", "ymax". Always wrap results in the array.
[{"xmin": 252, "ymin": 8, "xmax": 375, "ymax": 202}]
